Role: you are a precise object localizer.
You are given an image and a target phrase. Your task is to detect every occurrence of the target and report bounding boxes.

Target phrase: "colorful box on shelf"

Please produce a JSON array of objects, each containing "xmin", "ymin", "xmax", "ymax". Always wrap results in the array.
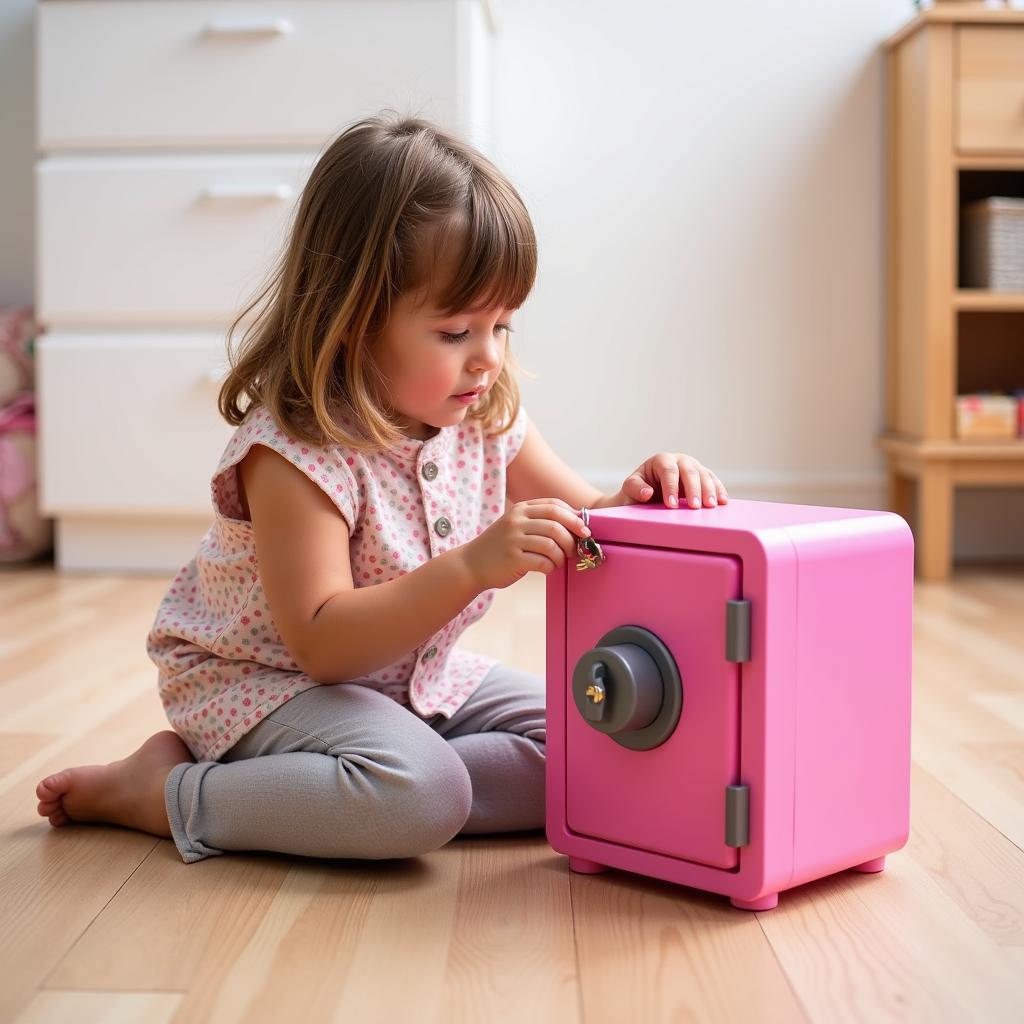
[
  {"xmin": 955, "ymin": 393, "xmax": 1021, "ymax": 440},
  {"xmin": 545, "ymin": 498, "xmax": 913, "ymax": 912}
]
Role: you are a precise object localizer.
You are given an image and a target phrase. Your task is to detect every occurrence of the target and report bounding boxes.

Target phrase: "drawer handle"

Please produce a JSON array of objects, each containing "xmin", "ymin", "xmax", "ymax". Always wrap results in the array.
[
  {"xmin": 203, "ymin": 18, "xmax": 293, "ymax": 36},
  {"xmin": 201, "ymin": 184, "xmax": 294, "ymax": 202}
]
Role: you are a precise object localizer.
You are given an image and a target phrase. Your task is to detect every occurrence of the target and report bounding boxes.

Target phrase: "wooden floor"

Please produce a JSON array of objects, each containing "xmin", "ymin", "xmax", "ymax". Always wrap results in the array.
[{"xmin": 1, "ymin": 561, "xmax": 1023, "ymax": 1024}]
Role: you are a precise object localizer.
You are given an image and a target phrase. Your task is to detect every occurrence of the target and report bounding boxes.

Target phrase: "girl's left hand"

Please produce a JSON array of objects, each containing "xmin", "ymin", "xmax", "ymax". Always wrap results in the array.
[{"xmin": 621, "ymin": 453, "xmax": 728, "ymax": 509}]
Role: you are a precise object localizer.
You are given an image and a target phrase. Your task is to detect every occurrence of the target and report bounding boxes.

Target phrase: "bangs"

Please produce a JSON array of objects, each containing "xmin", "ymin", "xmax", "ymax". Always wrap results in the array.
[{"xmin": 409, "ymin": 174, "xmax": 537, "ymax": 318}]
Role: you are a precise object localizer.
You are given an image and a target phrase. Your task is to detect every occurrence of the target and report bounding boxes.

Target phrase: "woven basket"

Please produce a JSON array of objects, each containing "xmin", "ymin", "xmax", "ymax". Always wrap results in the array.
[{"xmin": 962, "ymin": 197, "xmax": 1024, "ymax": 292}]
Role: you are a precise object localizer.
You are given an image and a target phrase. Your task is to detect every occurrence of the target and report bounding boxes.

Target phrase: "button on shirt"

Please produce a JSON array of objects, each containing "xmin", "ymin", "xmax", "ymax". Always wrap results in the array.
[{"xmin": 146, "ymin": 402, "xmax": 529, "ymax": 763}]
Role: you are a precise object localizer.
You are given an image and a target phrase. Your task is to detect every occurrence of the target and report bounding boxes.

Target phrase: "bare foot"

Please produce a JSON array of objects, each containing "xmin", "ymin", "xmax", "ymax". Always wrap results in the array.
[{"xmin": 35, "ymin": 730, "xmax": 195, "ymax": 839}]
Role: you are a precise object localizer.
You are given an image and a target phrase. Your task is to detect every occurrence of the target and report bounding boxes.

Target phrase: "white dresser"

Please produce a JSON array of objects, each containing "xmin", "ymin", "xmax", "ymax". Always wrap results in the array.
[{"xmin": 35, "ymin": 0, "xmax": 497, "ymax": 571}]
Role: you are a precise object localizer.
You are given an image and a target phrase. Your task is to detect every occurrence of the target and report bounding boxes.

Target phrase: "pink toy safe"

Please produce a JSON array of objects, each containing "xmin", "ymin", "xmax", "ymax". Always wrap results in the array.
[{"xmin": 545, "ymin": 498, "xmax": 913, "ymax": 911}]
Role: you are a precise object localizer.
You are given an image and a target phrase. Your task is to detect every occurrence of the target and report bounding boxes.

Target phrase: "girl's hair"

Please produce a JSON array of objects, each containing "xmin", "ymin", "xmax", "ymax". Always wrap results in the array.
[{"xmin": 218, "ymin": 111, "xmax": 538, "ymax": 452}]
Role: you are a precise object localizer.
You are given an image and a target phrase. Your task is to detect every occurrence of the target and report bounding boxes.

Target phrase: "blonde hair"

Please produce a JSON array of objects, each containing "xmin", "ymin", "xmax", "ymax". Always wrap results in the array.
[{"xmin": 218, "ymin": 111, "xmax": 538, "ymax": 452}]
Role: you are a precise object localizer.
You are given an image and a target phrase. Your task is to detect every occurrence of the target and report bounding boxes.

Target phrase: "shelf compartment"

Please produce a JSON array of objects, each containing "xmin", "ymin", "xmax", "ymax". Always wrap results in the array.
[{"xmin": 957, "ymin": 311, "xmax": 1024, "ymax": 396}]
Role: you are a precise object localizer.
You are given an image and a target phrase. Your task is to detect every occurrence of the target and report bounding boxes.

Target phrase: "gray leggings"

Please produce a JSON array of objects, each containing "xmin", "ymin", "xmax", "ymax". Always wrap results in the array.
[{"xmin": 163, "ymin": 663, "xmax": 546, "ymax": 864}]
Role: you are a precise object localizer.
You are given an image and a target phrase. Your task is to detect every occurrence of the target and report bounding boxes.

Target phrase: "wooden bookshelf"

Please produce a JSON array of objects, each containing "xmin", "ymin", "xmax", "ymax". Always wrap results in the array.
[{"xmin": 881, "ymin": 7, "xmax": 1024, "ymax": 581}]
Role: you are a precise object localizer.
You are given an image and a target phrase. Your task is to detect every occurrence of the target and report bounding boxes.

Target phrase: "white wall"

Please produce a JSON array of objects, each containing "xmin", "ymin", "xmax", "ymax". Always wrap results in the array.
[
  {"xmin": 2, "ymin": 0, "xmax": 1022, "ymax": 560},
  {"xmin": 486, "ymin": 0, "xmax": 1024, "ymax": 558}
]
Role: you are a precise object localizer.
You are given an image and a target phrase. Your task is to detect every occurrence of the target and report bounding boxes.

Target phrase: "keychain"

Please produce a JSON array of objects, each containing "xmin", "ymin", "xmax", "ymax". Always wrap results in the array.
[{"xmin": 575, "ymin": 507, "xmax": 605, "ymax": 571}]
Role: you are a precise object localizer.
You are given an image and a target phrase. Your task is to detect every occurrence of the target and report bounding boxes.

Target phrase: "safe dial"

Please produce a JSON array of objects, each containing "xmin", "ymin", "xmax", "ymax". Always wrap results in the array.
[{"xmin": 571, "ymin": 625, "xmax": 683, "ymax": 751}]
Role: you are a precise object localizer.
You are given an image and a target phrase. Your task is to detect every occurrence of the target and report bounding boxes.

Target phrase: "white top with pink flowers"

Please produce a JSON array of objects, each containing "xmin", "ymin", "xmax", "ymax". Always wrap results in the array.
[{"xmin": 146, "ymin": 401, "xmax": 528, "ymax": 762}]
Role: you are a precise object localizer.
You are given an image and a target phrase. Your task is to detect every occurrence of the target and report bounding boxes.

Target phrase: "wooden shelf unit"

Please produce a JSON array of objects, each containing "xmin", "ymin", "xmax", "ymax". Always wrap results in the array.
[{"xmin": 882, "ymin": 7, "xmax": 1024, "ymax": 581}]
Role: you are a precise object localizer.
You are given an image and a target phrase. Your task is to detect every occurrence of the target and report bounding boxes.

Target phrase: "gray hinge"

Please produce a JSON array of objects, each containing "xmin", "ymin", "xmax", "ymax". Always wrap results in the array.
[
  {"xmin": 725, "ymin": 784, "xmax": 750, "ymax": 847},
  {"xmin": 726, "ymin": 599, "xmax": 751, "ymax": 663}
]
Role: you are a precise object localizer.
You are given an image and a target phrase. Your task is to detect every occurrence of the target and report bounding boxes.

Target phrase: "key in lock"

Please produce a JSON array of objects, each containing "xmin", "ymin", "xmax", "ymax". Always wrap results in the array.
[
  {"xmin": 576, "ymin": 507, "xmax": 605, "ymax": 571},
  {"xmin": 583, "ymin": 662, "xmax": 607, "ymax": 721}
]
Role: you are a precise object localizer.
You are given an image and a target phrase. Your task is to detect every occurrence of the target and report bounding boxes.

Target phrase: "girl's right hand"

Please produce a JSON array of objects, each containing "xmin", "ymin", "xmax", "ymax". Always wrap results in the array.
[{"xmin": 461, "ymin": 499, "xmax": 593, "ymax": 591}]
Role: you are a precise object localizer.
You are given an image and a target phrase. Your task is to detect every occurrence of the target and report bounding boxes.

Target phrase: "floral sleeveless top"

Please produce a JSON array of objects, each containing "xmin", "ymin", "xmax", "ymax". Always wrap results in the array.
[{"xmin": 146, "ymin": 402, "xmax": 529, "ymax": 762}]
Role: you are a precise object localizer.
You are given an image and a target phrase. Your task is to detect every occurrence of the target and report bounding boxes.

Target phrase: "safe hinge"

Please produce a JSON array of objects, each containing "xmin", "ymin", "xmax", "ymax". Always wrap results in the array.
[
  {"xmin": 726, "ymin": 599, "xmax": 751, "ymax": 663},
  {"xmin": 725, "ymin": 784, "xmax": 750, "ymax": 848}
]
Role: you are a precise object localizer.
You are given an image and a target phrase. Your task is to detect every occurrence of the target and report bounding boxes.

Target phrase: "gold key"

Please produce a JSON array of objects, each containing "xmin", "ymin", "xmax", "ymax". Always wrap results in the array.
[{"xmin": 575, "ymin": 508, "xmax": 605, "ymax": 571}]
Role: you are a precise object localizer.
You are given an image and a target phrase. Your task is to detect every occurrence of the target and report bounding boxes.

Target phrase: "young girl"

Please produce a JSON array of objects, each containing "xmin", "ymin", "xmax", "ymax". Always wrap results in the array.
[{"xmin": 35, "ymin": 113, "xmax": 728, "ymax": 864}]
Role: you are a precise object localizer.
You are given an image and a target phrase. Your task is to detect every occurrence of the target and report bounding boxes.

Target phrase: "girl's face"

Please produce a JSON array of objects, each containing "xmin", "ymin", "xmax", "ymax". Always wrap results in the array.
[{"xmin": 373, "ymin": 283, "xmax": 515, "ymax": 442}]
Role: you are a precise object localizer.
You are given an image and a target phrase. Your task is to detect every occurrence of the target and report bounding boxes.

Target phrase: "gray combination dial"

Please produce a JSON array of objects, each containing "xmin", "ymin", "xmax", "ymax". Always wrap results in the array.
[{"xmin": 571, "ymin": 625, "xmax": 683, "ymax": 750}]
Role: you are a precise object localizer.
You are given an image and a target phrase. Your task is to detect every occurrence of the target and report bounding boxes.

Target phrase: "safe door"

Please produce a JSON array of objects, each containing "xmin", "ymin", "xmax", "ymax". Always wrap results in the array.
[{"xmin": 564, "ymin": 543, "xmax": 743, "ymax": 869}]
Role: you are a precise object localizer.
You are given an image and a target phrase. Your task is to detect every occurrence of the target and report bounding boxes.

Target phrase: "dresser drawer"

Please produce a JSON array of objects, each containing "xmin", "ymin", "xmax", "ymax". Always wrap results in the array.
[
  {"xmin": 957, "ymin": 26, "xmax": 1024, "ymax": 152},
  {"xmin": 38, "ymin": 0, "xmax": 484, "ymax": 149},
  {"xmin": 37, "ymin": 333, "xmax": 235, "ymax": 514},
  {"xmin": 37, "ymin": 154, "xmax": 317, "ymax": 326}
]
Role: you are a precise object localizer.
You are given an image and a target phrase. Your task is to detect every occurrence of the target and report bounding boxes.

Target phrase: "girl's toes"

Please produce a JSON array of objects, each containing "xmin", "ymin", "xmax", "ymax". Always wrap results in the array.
[
  {"xmin": 36, "ymin": 771, "xmax": 73, "ymax": 825},
  {"xmin": 36, "ymin": 772, "xmax": 66, "ymax": 800}
]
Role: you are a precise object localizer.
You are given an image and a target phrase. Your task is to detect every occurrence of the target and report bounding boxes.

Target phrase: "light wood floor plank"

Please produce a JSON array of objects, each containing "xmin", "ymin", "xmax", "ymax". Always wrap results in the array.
[
  {"xmin": 908, "ymin": 764, "xmax": 1024, "ymax": 951},
  {"xmin": 13, "ymin": 990, "xmax": 184, "ymax": 1024},
  {"xmin": 571, "ymin": 869, "xmax": 808, "ymax": 1022},
  {"xmin": 911, "ymin": 708, "xmax": 1024, "ymax": 851},
  {"xmin": 0, "ymin": 805, "xmax": 157, "ymax": 1022},
  {"xmin": 971, "ymin": 690, "xmax": 1024, "ymax": 733},
  {"xmin": 757, "ymin": 852, "xmax": 1023, "ymax": 1024},
  {"xmin": 0, "ymin": 566, "xmax": 65, "ymax": 614}
]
